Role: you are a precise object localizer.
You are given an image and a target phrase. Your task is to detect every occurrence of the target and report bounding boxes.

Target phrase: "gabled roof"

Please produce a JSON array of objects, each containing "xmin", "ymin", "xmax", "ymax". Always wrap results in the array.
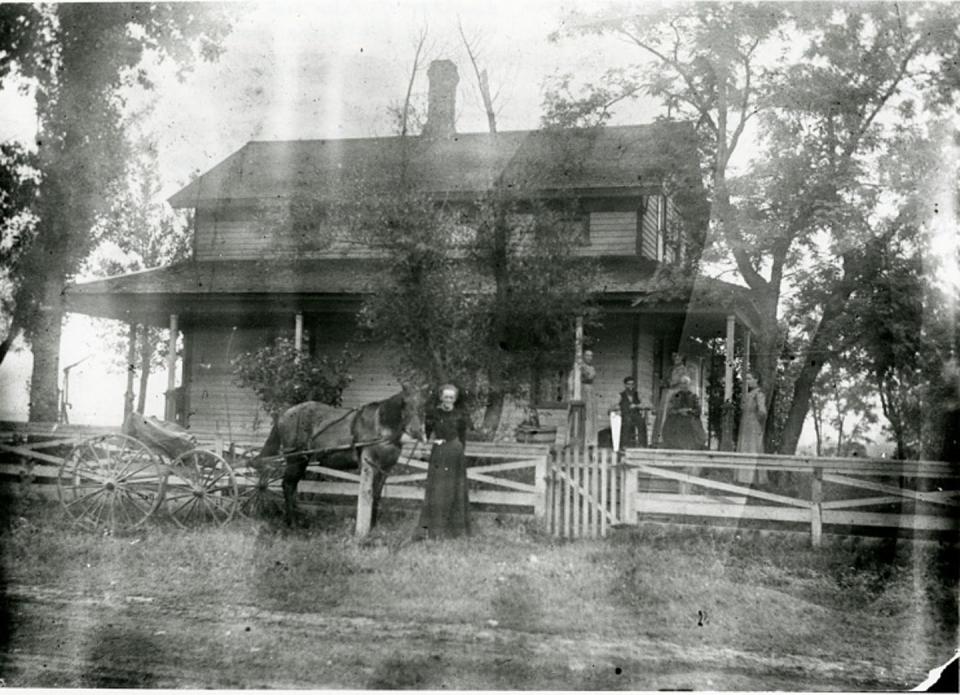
[{"xmin": 169, "ymin": 121, "xmax": 704, "ymax": 209}]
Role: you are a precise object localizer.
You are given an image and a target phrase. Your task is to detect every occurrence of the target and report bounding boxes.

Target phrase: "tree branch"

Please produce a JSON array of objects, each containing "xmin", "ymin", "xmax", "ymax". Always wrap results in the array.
[
  {"xmin": 617, "ymin": 25, "xmax": 717, "ymax": 134},
  {"xmin": 400, "ymin": 27, "xmax": 428, "ymax": 138},
  {"xmin": 842, "ymin": 38, "xmax": 922, "ymax": 160},
  {"xmin": 458, "ymin": 19, "xmax": 497, "ymax": 133}
]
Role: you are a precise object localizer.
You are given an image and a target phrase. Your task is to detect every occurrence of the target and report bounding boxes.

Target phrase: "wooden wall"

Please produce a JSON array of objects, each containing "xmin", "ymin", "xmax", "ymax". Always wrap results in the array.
[
  {"xmin": 184, "ymin": 318, "xmax": 400, "ymax": 438},
  {"xmin": 576, "ymin": 211, "xmax": 637, "ymax": 256},
  {"xmin": 639, "ymin": 196, "xmax": 662, "ymax": 261},
  {"xmin": 311, "ymin": 316, "xmax": 400, "ymax": 408},
  {"xmin": 195, "ymin": 206, "xmax": 663, "ymax": 261},
  {"xmin": 195, "ymin": 209, "xmax": 384, "ymax": 261},
  {"xmin": 589, "ymin": 314, "xmax": 656, "ymax": 420},
  {"xmin": 187, "ymin": 326, "xmax": 273, "ymax": 438}
]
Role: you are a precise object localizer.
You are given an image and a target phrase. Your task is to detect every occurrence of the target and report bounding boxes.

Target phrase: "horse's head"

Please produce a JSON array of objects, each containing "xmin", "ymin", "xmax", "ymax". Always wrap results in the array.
[{"xmin": 399, "ymin": 383, "xmax": 428, "ymax": 443}]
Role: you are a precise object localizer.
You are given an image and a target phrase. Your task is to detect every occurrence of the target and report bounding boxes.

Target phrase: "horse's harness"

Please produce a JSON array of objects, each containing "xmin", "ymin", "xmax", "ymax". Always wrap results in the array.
[{"xmin": 278, "ymin": 404, "xmax": 422, "ymax": 476}]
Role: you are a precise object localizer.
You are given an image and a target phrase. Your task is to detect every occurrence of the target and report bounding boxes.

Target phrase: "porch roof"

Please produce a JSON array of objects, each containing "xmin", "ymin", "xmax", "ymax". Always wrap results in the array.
[{"xmin": 65, "ymin": 257, "xmax": 760, "ymax": 332}]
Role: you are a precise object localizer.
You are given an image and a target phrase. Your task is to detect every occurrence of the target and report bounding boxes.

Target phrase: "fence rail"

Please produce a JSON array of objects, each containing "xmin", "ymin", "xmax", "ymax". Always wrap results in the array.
[
  {"xmin": 0, "ymin": 422, "xmax": 550, "ymax": 521},
  {"xmin": 622, "ymin": 448, "xmax": 960, "ymax": 545},
  {"xmin": 4, "ymin": 421, "xmax": 958, "ymax": 545}
]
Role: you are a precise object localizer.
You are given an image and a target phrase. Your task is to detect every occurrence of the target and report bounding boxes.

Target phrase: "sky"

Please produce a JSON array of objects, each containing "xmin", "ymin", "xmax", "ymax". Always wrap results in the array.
[{"xmin": 2, "ymin": 0, "xmax": 665, "ymax": 200}]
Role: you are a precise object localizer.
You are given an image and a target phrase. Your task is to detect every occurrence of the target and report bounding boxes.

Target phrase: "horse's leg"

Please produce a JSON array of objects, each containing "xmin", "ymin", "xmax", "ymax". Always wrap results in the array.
[
  {"xmin": 282, "ymin": 456, "xmax": 308, "ymax": 527},
  {"xmin": 369, "ymin": 445, "xmax": 400, "ymax": 529},
  {"xmin": 370, "ymin": 468, "xmax": 387, "ymax": 528}
]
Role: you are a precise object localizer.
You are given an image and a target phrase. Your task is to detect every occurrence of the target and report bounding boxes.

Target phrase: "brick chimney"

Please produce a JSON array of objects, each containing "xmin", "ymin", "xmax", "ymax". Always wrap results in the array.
[{"xmin": 422, "ymin": 59, "xmax": 459, "ymax": 139}]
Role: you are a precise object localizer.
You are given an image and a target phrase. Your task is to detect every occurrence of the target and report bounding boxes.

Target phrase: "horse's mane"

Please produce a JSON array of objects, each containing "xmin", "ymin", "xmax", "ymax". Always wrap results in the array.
[{"xmin": 375, "ymin": 391, "xmax": 406, "ymax": 432}]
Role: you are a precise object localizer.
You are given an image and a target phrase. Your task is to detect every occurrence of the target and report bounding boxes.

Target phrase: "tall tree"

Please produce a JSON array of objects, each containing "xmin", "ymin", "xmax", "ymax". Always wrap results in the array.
[
  {"xmin": 0, "ymin": 3, "xmax": 230, "ymax": 420},
  {"xmin": 85, "ymin": 135, "xmax": 193, "ymax": 414},
  {"xmin": 550, "ymin": 2, "xmax": 960, "ymax": 452}
]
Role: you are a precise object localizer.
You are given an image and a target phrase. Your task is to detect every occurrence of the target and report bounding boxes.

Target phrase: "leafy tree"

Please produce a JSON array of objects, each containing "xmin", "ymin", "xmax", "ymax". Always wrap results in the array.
[
  {"xmin": 232, "ymin": 337, "xmax": 355, "ymax": 422},
  {"xmin": 308, "ymin": 41, "xmax": 600, "ymax": 434},
  {"xmin": 550, "ymin": 2, "xmax": 960, "ymax": 452},
  {"xmin": 84, "ymin": 135, "xmax": 193, "ymax": 414},
  {"xmin": 0, "ymin": 3, "xmax": 230, "ymax": 421},
  {"xmin": 809, "ymin": 361, "xmax": 877, "ymax": 457}
]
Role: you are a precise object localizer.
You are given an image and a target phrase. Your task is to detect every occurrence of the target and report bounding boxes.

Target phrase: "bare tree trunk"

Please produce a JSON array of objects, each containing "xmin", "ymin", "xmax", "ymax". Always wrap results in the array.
[
  {"xmin": 124, "ymin": 322, "xmax": 137, "ymax": 419},
  {"xmin": 778, "ymin": 297, "xmax": 851, "ymax": 454},
  {"xmin": 458, "ymin": 21, "xmax": 497, "ymax": 133},
  {"xmin": 27, "ymin": 281, "xmax": 64, "ymax": 422}
]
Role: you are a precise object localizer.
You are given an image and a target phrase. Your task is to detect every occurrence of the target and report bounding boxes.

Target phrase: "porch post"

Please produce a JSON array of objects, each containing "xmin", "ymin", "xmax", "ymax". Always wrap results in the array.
[
  {"xmin": 124, "ymin": 322, "xmax": 137, "ymax": 421},
  {"xmin": 721, "ymin": 314, "xmax": 736, "ymax": 451},
  {"xmin": 573, "ymin": 315, "xmax": 583, "ymax": 400},
  {"xmin": 294, "ymin": 312, "xmax": 304, "ymax": 353},
  {"xmin": 743, "ymin": 330, "xmax": 752, "ymax": 378},
  {"xmin": 164, "ymin": 313, "xmax": 179, "ymax": 422},
  {"xmin": 568, "ymin": 315, "xmax": 585, "ymax": 445}
]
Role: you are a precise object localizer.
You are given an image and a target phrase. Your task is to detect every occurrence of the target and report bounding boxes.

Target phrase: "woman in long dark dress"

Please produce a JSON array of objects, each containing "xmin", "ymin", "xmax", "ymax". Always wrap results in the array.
[
  {"xmin": 414, "ymin": 384, "xmax": 471, "ymax": 540},
  {"xmin": 660, "ymin": 375, "xmax": 707, "ymax": 450}
]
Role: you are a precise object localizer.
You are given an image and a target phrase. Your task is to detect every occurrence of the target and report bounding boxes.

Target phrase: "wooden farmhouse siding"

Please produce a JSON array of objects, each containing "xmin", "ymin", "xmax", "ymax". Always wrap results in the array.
[
  {"xmin": 639, "ymin": 196, "xmax": 663, "ymax": 260},
  {"xmin": 194, "ymin": 208, "xmax": 385, "ymax": 261},
  {"xmin": 187, "ymin": 322, "xmax": 401, "ymax": 437},
  {"xmin": 195, "ymin": 207, "xmax": 661, "ymax": 262},
  {"xmin": 579, "ymin": 211, "xmax": 637, "ymax": 256},
  {"xmin": 188, "ymin": 326, "xmax": 271, "ymax": 437},
  {"xmin": 580, "ymin": 314, "xmax": 657, "ymax": 432}
]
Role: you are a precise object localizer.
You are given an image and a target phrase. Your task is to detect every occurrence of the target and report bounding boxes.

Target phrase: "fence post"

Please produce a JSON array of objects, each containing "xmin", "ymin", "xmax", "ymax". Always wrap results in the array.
[
  {"xmin": 622, "ymin": 464, "xmax": 638, "ymax": 525},
  {"xmin": 356, "ymin": 462, "xmax": 375, "ymax": 538},
  {"xmin": 533, "ymin": 448, "xmax": 548, "ymax": 529},
  {"xmin": 810, "ymin": 465, "xmax": 823, "ymax": 548},
  {"xmin": 600, "ymin": 449, "xmax": 609, "ymax": 538}
]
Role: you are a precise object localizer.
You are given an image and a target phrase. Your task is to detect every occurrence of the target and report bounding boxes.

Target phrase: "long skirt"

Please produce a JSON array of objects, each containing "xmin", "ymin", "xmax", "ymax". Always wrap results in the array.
[
  {"xmin": 660, "ymin": 413, "xmax": 706, "ymax": 450},
  {"xmin": 414, "ymin": 440, "xmax": 470, "ymax": 540}
]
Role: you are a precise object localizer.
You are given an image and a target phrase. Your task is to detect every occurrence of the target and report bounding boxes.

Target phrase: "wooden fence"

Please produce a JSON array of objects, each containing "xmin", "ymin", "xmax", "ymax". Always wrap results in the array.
[
  {"xmin": 5, "ymin": 421, "xmax": 958, "ymax": 545},
  {"xmin": 295, "ymin": 441, "xmax": 550, "ymax": 518},
  {"xmin": 622, "ymin": 448, "xmax": 960, "ymax": 545},
  {"xmin": 546, "ymin": 447, "xmax": 624, "ymax": 539},
  {"xmin": 0, "ymin": 422, "xmax": 550, "ymax": 525}
]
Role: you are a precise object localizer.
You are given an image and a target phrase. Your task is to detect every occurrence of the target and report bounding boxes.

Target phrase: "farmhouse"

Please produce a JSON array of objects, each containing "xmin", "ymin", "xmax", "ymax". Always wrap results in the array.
[{"xmin": 65, "ymin": 60, "xmax": 759, "ymax": 445}]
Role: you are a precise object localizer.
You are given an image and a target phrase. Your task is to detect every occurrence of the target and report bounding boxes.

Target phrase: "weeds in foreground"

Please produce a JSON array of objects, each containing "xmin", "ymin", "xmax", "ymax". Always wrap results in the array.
[{"xmin": 1, "ymin": 500, "xmax": 956, "ymax": 677}]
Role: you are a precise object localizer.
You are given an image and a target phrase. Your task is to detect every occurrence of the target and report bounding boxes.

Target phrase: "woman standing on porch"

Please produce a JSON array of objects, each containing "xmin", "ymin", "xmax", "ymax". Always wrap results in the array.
[
  {"xmin": 413, "ymin": 384, "xmax": 471, "ymax": 540},
  {"xmin": 736, "ymin": 372, "xmax": 768, "ymax": 484},
  {"xmin": 660, "ymin": 375, "xmax": 706, "ymax": 450}
]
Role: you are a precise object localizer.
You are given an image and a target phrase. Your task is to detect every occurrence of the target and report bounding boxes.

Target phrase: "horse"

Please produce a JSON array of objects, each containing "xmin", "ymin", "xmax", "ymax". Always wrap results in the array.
[{"xmin": 257, "ymin": 386, "xmax": 427, "ymax": 527}]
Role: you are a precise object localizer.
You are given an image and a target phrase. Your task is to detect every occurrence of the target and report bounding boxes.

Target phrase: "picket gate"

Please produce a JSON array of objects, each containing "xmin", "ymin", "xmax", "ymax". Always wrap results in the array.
[{"xmin": 547, "ymin": 447, "xmax": 625, "ymax": 538}]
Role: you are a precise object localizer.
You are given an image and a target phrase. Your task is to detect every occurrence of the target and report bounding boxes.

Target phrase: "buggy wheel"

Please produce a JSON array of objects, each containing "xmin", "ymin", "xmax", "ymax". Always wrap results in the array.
[
  {"xmin": 234, "ymin": 454, "xmax": 286, "ymax": 519},
  {"xmin": 165, "ymin": 449, "xmax": 239, "ymax": 527},
  {"xmin": 57, "ymin": 434, "xmax": 165, "ymax": 531}
]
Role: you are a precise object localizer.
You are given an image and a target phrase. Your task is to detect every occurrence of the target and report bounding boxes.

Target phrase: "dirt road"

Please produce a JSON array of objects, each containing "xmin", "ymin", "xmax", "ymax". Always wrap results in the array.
[{"xmin": 1, "ymin": 583, "xmax": 918, "ymax": 690}]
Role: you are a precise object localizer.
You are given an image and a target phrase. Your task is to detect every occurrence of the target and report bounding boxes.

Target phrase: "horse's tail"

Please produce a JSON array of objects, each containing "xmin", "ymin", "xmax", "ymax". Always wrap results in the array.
[{"xmin": 259, "ymin": 423, "xmax": 281, "ymax": 460}]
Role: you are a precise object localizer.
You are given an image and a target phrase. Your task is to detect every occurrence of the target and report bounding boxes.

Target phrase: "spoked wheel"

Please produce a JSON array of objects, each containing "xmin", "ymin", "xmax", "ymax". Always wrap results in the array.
[
  {"xmin": 234, "ymin": 453, "xmax": 286, "ymax": 519},
  {"xmin": 165, "ymin": 449, "xmax": 239, "ymax": 527},
  {"xmin": 57, "ymin": 434, "xmax": 166, "ymax": 531}
]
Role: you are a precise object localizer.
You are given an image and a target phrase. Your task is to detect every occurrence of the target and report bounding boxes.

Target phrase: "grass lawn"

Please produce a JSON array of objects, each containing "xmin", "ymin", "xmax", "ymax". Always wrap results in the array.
[{"xmin": 1, "ymin": 497, "xmax": 956, "ymax": 689}]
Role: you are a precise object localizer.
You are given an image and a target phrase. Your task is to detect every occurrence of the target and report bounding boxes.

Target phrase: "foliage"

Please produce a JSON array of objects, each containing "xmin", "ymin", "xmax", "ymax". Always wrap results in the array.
[
  {"xmin": 550, "ymin": 2, "xmax": 960, "ymax": 453},
  {"xmin": 232, "ymin": 337, "xmax": 354, "ymax": 420},
  {"xmin": 809, "ymin": 361, "xmax": 878, "ymax": 457},
  {"xmin": 343, "ymin": 182, "xmax": 599, "ymax": 414},
  {"xmin": 0, "ymin": 3, "xmax": 231, "ymax": 419},
  {"xmin": 82, "ymin": 136, "xmax": 194, "ymax": 412}
]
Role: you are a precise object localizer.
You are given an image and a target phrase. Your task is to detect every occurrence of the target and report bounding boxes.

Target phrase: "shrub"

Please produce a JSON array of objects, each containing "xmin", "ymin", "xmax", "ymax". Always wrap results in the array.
[{"xmin": 232, "ymin": 337, "xmax": 354, "ymax": 421}]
